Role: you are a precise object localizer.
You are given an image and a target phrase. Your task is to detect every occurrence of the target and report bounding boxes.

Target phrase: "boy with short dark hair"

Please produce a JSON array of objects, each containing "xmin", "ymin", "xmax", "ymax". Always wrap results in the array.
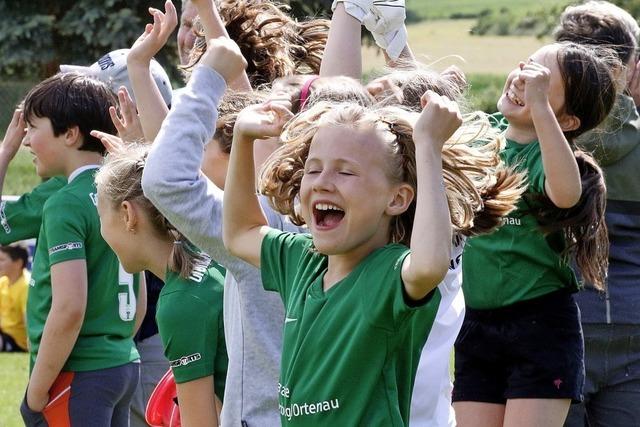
[{"xmin": 17, "ymin": 72, "xmax": 144, "ymax": 426}]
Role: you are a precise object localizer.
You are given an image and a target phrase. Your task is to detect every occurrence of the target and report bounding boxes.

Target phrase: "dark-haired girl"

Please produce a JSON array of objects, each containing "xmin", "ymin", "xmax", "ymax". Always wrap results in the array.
[{"xmin": 453, "ymin": 42, "xmax": 619, "ymax": 427}]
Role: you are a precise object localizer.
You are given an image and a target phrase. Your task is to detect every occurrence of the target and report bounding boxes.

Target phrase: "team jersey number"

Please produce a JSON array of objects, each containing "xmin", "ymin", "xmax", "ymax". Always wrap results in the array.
[{"xmin": 118, "ymin": 263, "xmax": 137, "ymax": 321}]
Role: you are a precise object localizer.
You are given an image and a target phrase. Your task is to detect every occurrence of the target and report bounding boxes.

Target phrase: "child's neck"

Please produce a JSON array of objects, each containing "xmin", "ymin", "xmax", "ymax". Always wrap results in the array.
[
  {"xmin": 62, "ymin": 152, "xmax": 104, "ymax": 178},
  {"xmin": 323, "ymin": 241, "xmax": 386, "ymax": 291},
  {"xmin": 505, "ymin": 123, "xmax": 538, "ymax": 145},
  {"xmin": 146, "ymin": 239, "xmax": 175, "ymax": 282}
]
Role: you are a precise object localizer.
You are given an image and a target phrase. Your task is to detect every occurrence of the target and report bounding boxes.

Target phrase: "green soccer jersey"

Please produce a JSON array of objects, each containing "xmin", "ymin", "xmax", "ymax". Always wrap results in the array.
[
  {"xmin": 156, "ymin": 254, "xmax": 227, "ymax": 399},
  {"xmin": 462, "ymin": 133, "xmax": 578, "ymax": 309},
  {"xmin": 0, "ymin": 176, "xmax": 66, "ymax": 244},
  {"xmin": 27, "ymin": 168, "xmax": 140, "ymax": 372},
  {"xmin": 261, "ymin": 230, "xmax": 441, "ymax": 426}
]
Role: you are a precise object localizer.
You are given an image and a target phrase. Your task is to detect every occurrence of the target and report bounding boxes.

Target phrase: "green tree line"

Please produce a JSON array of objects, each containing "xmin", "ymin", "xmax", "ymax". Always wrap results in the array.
[{"xmin": 0, "ymin": 0, "xmax": 332, "ymax": 80}]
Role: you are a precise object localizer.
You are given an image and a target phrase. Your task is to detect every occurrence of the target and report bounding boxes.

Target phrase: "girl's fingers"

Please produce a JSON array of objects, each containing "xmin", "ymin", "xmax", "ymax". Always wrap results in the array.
[{"xmin": 108, "ymin": 106, "xmax": 126, "ymax": 132}]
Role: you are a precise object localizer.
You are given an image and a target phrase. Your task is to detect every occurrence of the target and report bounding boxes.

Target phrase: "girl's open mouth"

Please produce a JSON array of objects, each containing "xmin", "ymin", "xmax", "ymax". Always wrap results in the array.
[{"xmin": 313, "ymin": 202, "xmax": 345, "ymax": 229}]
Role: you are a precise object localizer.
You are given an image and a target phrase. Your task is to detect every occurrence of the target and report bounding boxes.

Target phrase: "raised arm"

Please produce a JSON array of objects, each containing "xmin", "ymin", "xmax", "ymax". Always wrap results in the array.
[
  {"xmin": 522, "ymin": 62, "xmax": 582, "ymax": 208},
  {"xmin": 0, "ymin": 109, "xmax": 26, "ymax": 199},
  {"xmin": 401, "ymin": 91, "xmax": 458, "ymax": 300},
  {"xmin": 142, "ymin": 38, "xmax": 246, "ymax": 265},
  {"xmin": 320, "ymin": 3, "xmax": 363, "ymax": 79},
  {"xmin": 222, "ymin": 101, "xmax": 293, "ymax": 267},
  {"xmin": 190, "ymin": 0, "xmax": 251, "ymax": 91},
  {"xmin": 126, "ymin": 0, "xmax": 177, "ymax": 141}
]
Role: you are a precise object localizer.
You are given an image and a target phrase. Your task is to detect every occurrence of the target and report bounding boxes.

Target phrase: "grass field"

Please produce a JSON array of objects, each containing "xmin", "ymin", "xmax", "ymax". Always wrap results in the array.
[
  {"xmin": 362, "ymin": 19, "xmax": 550, "ymax": 75},
  {"xmin": 410, "ymin": 0, "xmax": 569, "ymax": 19},
  {"xmin": 0, "ymin": 353, "xmax": 29, "ymax": 427},
  {"xmin": 5, "ymin": 148, "xmax": 42, "ymax": 196}
]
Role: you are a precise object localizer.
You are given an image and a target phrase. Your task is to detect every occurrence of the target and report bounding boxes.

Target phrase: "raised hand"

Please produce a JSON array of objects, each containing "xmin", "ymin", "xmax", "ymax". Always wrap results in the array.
[
  {"xmin": 366, "ymin": 76, "xmax": 403, "ymax": 103},
  {"xmin": 109, "ymin": 87, "xmax": 144, "ymax": 142},
  {"xmin": 200, "ymin": 37, "xmax": 248, "ymax": 84},
  {"xmin": 128, "ymin": 0, "xmax": 178, "ymax": 66},
  {"xmin": 414, "ymin": 91, "xmax": 462, "ymax": 151},
  {"xmin": 90, "ymin": 130, "xmax": 126, "ymax": 155},
  {"xmin": 519, "ymin": 60, "xmax": 552, "ymax": 108},
  {"xmin": 441, "ymin": 65, "xmax": 468, "ymax": 92},
  {"xmin": 1, "ymin": 108, "xmax": 26, "ymax": 161},
  {"xmin": 234, "ymin": 101, "xmax": 294, "ymax": 141}
]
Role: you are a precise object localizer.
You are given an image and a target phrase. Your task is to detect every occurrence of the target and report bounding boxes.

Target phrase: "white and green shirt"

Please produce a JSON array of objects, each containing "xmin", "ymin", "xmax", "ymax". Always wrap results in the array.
[
  {"xmin": 261, "ymin": 230, "xmax": 441, "ymax": 426},
  {"xmin": 27, "ymin": 167, "xmax": 139, "ymax": 372},
  {"xmin": 157, "ymin": 255, "xmax": 227, "ymax": 398}
]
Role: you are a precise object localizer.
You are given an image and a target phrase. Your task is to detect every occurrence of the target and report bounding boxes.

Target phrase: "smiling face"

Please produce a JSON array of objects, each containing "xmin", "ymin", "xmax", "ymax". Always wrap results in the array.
[
  {"xmin": 22, "ymin": 116, "xmax": 66, "ymax": 178},
  {"xmin": 498, "ymin": 44, "xmax": 570, "ymax": 127},
  {"xmin": 299, "ymin": 124, "xmax": 412, "ymax": 257}
]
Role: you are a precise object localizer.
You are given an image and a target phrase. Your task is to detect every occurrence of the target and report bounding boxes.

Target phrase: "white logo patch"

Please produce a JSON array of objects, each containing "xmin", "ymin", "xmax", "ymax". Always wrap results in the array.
[
  {"xmin": 0, "ymin": 201, "xmax": 10, "ymax": 234},
  {"xmin": 170, "ymin": 353, "xmax": 202, "ymax": 368},
  {"xmin": 48, "ymin": 242, "xmax": 83, "ymax": 255}
]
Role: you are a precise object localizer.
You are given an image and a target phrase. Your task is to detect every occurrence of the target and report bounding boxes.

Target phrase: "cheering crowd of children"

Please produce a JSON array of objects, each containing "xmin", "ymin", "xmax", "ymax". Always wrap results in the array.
[{"xmin": 1, "ymin": 0, "xmax": 639, "ymax": 426}]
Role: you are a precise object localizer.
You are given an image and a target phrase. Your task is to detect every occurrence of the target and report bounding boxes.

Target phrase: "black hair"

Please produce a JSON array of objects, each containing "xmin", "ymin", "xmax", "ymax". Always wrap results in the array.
[
  {"xmin": 23, "ymin": 72, "xmax": 117, "ymax": 155},
  {"xmin": 0, "ymin": 244, "xmax": 29, "ymax": 269}
]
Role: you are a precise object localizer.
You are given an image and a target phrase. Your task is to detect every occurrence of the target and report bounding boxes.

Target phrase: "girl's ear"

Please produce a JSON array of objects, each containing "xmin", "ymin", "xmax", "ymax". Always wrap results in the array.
[
  {"xmin": 558, "ymin": 113, "xmax": 581, "ymax": 133},
  {"xmin": 121, "ymin": 201, "xmax": 139, "ymax": 233},
  {"xmin": 386, "ymin": 183, "xmax": 415, "ymax": 216}
]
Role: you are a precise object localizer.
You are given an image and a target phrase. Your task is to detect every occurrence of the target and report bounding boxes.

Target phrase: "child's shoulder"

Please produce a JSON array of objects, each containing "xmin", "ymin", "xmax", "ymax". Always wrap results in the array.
[{"xmin": 44, "ymin": 172, "xmax": 98, "ymax": 214}]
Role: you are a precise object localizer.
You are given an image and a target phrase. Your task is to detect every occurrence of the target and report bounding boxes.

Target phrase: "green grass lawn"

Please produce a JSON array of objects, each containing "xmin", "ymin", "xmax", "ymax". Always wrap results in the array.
[
  {"xmin": 5, "ymin": 148, "xmax": 42, "ymax": 196},
  {"xmin": 0, "ymin": 352, "xmax": 30, "ymax": 427},
  {"xmin": 411, "ymin": 0, "xmax": 569, "ymax": 20}
]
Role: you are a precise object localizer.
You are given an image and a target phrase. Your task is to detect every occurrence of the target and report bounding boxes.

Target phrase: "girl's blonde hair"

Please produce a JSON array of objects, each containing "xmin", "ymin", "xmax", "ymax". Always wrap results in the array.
[
  {"xmin": 95, "ymin": 144, "xmax": 208, "ymax": 279},
  {"xmin": 259, "ymin": 102, "xmax": 526, "ymax": 244}
]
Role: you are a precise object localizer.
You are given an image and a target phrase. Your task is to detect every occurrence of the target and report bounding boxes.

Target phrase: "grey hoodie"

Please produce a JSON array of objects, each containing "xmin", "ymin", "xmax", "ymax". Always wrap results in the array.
[{"xmin": 142, "ymin": 65, "xmax": 296, "ymax": 426}]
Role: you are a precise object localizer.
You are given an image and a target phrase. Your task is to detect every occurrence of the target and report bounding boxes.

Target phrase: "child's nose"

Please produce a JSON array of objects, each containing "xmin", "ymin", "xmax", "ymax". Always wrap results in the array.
[{"xmin": 312, "ymin": 171, "xmax": 335, "ymax": 192}]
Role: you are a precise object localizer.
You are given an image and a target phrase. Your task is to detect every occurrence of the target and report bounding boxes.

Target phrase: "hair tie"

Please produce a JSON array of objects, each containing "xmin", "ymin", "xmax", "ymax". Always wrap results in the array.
[
  {"xmin": 299, "ymin": 75, "xmax": 320, "ymax": 111},
  {"xmin": 173, "ymin": 240, "xmax": 183, "ymax": 245}
]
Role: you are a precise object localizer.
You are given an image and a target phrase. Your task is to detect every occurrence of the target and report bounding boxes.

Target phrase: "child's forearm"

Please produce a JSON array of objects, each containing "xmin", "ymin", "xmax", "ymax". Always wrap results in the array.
[
  {"xmin": 222, "ymin": 132, "xmax": 268, "ymax": 267},
  {"xmin": 192, "ymin": 0, "xmax": 251, "ymax": 91},
  {"xmin": 404, "ymin": 144, "xmax": 451, "ymax": 299},
  {"xmin": 531, "ymin": 102, "xmax": 581, "ymax": 208},
  {"xmin": 320, "ymin": 3, "xmax": 362, "ymax": 79},
  {"xmin": 0, "ymin": 151, "xmax": 12, "ymax": 197},
  {"xmin": 176, "ymin": 375, "xmax": 218, "ymax": 427},
  {"xmin": 126, "ymin": 60, "xmax": 170, "ymax": 142},
  {"xmin": 29, "ymin": 310, "xmax": 84, "ymax": 398}
]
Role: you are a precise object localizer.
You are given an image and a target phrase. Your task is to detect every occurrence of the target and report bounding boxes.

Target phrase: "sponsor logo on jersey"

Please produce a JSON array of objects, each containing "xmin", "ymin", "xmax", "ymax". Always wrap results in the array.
[
  {"xmin": 170, "ymin": 353, "xmax": 202, "ymax": 368},
  {"xmin": 0, "ymin": 201, "xmax": 10, "ymax": 234},
  {"xmin": 48, "ymin": 242, "xmax": 83, "ymax": 255},
  {"xmin": 188, "ymin": 254, "xmax": 212, "ymax": 283},
  {"xmin": 284, "ymin": 317, "xmax": 298, "ymax": 324},
  {"xmin": 29, "ymin": 278, "xmax": 35, "ymax": 287},
  {"xmin": 501, "ymin": 217, "xmax": 521, "ymax": 226},
  {"xmin": 89, "ymin": 193, "xmax": 98, "ymax": 207}
]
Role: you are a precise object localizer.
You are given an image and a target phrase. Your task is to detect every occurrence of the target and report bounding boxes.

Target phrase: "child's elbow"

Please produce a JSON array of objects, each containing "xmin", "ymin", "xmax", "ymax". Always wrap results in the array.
[
  {"xmin": 405, "ymin": 258, "xmax": 449, "ymax": 293},
  {"xmin": 55, "ymin": 303, "xmax": 85, "ymax": 329},
  {"xmin": 550, "ymin": 189, "xmax": 582, "ymax": 209}
]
